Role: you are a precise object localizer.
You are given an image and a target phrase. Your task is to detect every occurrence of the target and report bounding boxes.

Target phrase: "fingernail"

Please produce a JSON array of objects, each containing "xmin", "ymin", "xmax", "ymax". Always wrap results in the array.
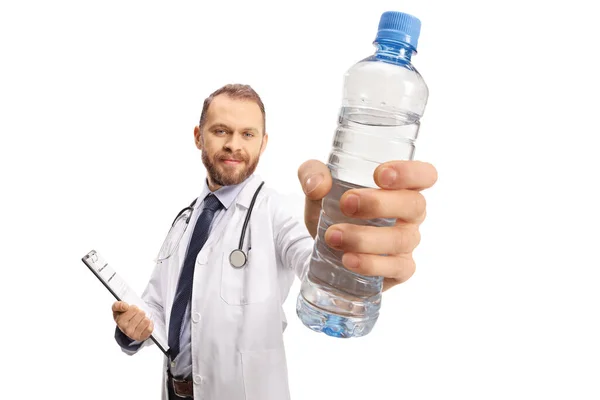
[
  {"xmin": 380, "ymin": 168, "xmax": 397, "ymax": 188},
  {"xmin": 305, "ymin": 174, "xmax": 324, "ymax": 194},
  {"xmin": 328, "ymin": 230, "xmax": 342, "ymax": 247},
  {"xmin": 344, "ymin": 194, "xmax": 359, "ymax": 215},
  {"xmin": 343, "ymin": 253, "xmax": 360, "ymax": 269}
]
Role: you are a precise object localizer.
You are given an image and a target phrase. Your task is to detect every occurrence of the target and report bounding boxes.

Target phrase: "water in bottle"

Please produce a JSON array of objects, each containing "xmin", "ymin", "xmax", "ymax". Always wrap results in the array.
[{"xmin": 296, "ymin": 11, "xmax": 429, "ymax": 338}]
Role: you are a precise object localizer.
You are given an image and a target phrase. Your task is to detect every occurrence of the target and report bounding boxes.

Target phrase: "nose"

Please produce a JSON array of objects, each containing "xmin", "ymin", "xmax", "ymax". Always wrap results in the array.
[{"xmin": 223, "ymin": 131, "xmax": 244, "ymax": 152}]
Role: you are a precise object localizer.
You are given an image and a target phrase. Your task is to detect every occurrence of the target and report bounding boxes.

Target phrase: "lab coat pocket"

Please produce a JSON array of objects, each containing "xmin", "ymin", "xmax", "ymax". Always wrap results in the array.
[
  {"xmin": 220, "ymin": 249, "xmax": 272, "ymax": 305},
  {"xmin": 241, "ymin": 347, "xmax": 290, "ymax": 400}
]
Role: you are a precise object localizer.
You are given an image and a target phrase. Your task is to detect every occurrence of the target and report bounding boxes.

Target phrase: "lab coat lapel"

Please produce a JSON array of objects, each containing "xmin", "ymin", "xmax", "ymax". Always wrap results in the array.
[{"xmin": 176, "ymin": 174, "xmax": 263, "ymax": 266}]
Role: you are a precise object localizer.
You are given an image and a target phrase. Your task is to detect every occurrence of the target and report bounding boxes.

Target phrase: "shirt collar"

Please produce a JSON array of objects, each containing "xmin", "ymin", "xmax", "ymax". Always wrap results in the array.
[{"xmin": 197, "ymin": 174, "xmax": 253, "ymax": 210}]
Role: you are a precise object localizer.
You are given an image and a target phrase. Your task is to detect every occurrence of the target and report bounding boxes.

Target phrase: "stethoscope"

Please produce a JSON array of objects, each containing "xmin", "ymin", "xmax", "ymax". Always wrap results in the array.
[{"xmin": 155, "ymin": 181, "xmax": 265, "ymax": 268}]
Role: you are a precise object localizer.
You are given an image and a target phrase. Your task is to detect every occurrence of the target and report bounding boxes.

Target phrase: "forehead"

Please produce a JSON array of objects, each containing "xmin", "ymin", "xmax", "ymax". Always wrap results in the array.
[{"xmin": 205, "ymin": 94, "xmax": 263, "ymax": 131}]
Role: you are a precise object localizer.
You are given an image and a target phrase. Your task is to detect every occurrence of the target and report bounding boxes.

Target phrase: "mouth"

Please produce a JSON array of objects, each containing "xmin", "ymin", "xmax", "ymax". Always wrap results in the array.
[{"xmin": 220, "ymin": 158, "xmax": 244, "ymax": 165}]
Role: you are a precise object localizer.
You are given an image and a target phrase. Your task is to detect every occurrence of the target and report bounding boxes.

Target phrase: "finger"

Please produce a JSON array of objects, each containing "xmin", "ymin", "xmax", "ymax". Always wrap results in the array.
[
  {"xmin": 112, "ymin": 302, "xmax": 130, "ymax": 323},
  {"xmin": 412, "ymin": 208, "xmax": 427, "ymax": 226},
  {"xmin": 325, "ymin": 224, "xmax": 420, "ymax": 255},
  {"xmin": 374, "ymin": 160, "xmax": 438, "ymax": 190},
  {"xmin": 341, "ymin": 252, "xmax": 416, "ymax": 283},
  {"xmin": 298, "ymin": 159, "xmax": 332, "ymax": 200},
  {"xmin": 133, "ymin": 317, "xmax": 152, "ymax": 341},
  {"xmin": 298, "ymin": 159, "xmax": 333, "ymax": 237},
  {"xmin": 339, "ymin": 188, "xmax": 426, "ymax": 222},
  {"xmin": 148, "ymin": 320, "xmax": 155, "ymax": 337},
  {"xmin": 140, "ymin": 320, "xmax": 155, "ymax": 341},
  {"xmin": 117, "ymin": 305, "xmax": 141, "ymax": 330},
  {"xmin": 124, "ymin": 309, "xmax": 146, "ymax": 339}
]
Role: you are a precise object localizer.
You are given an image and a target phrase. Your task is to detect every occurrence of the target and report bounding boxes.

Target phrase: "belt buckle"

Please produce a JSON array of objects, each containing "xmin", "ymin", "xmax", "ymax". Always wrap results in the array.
[{"xmin": 167, "ymin": 368, "xmax": 194, "ymax": 399}]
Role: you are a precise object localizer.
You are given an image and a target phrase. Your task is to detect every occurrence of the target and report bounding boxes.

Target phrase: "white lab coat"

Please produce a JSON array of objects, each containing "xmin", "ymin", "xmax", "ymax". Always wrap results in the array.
[{"xmin": 122, "ymin": 174, "xmax": 314, "ymax": 400}]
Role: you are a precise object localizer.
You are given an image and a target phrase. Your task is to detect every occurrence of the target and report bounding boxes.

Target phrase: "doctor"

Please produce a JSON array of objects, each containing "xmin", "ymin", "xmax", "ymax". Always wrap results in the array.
[{"xmin": 111, "ymin": 83, "xmax": 437, "ymax": 400}]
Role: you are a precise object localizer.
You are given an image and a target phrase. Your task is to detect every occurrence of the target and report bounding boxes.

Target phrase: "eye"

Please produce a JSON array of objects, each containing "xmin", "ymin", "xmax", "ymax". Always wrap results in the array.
[
  {"xmin": 244, "ymin": 132, "xmax": 254, "ymax": 138},
  {"xmin": 215, "ymin": 129, "xmax": 226, "ymax": 135}
]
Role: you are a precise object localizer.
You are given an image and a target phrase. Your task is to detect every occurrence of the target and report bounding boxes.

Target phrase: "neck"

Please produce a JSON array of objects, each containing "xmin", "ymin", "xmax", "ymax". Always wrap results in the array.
[
  {"xmin": 206, "ymin": 177, "xmax": 222, "ymax": 192},
  {"xmin": 373, "ymin": 39, "xmax": 415, "ymax": 64}
]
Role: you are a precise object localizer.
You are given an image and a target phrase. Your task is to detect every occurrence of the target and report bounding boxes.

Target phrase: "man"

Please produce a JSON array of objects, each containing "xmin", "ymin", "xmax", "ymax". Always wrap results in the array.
[{"xmin": 112, "ymin": 83, "xmax": 437, "ymax": 400}]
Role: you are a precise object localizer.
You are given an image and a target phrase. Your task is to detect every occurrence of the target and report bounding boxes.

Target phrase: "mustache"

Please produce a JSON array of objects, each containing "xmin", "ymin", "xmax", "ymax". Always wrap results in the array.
[{"xmin": 215, "ymin": 152, "xmax": 248, "ymax": 162}]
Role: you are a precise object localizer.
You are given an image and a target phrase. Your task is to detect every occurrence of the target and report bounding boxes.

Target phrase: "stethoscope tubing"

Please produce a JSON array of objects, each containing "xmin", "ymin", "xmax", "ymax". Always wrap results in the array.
[{"xmin": 164, "ymin": 181, "xmax": 265, "ymax": 268}]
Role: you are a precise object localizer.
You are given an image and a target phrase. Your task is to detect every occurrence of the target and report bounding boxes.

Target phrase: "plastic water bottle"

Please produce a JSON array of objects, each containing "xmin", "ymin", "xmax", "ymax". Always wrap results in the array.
[{"xmin": 296, "ymin": 11, "xmax": 429, "ymax": 338}]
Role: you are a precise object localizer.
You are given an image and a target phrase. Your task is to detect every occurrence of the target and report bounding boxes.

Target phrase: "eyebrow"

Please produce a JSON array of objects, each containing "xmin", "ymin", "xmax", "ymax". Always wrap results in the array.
[
  {"xmin": 207, "ymin": 123, "xmax": 259, "ymax": 134},
  {"xmin": 207, "ymin": 123, "xmax": 233, "ymax": 132}
]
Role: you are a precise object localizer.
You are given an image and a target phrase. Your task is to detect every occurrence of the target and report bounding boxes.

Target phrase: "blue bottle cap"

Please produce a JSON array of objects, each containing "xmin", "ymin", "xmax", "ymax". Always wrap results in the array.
[{"xmin": 375, "ymin": 11, "xmax": 421, "ymax": 51}]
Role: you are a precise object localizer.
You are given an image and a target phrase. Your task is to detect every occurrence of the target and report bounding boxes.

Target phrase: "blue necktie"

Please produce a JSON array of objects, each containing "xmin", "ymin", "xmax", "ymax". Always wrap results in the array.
[{"xmin": 168, "ymin": 193, "xmax": 223, "ymax": 360}]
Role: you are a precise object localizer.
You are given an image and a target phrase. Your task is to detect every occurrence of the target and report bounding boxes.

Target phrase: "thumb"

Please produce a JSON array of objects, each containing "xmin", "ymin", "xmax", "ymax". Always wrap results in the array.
[
  {"xmin": 298, "ymin": 159, "xmax": 332, "ymax": 238},
  {"xmin": 112, "ymin": 301, "xmax": 129, "ymax": 313}
]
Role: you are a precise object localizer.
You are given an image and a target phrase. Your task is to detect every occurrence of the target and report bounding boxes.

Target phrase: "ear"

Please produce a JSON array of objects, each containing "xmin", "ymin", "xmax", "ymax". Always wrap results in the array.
[
  {"xmin": 259, "ymin": 132, "xmax": 268, "ymax": 155},
  {"xmin": 194, "ymin": 126, "xmax": 202, "ymax": 150}
]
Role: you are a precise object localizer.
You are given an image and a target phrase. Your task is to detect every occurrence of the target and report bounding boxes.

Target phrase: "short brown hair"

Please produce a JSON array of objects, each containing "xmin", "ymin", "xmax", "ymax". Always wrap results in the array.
[{"xmin": 199, "ymin": 83, "xmax": 266, "ymax": 133}]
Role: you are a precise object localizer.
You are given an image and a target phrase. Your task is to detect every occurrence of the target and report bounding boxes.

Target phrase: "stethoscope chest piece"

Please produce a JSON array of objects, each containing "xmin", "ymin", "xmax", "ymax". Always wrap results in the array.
[{"xmin": 229, "ymin": 249, "xmax": 247, "ymax": 269}]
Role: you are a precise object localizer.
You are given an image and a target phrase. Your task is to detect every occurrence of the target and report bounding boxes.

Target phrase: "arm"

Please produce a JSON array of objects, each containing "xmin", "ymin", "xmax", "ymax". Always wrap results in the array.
[{"xmin": 271, "ymin": 191, "xmax": 314, "ymax": 282}]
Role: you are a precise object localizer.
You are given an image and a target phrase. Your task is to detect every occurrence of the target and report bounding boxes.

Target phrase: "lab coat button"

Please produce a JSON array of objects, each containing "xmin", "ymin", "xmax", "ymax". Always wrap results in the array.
[
  {"xmin": 193, "ymin": 375, "xmax": 203, "ymax": 385},
  {"xmin": 197, "ymin": 254, "xmax": 207, "ymax": 264},
  {"xmin": 192, "ymin": 312, "xmax": 201, "ymax": 323}
]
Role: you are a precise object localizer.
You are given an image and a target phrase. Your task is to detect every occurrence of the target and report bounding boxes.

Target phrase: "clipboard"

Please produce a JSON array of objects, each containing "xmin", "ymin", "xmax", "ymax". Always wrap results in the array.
[{"xmin": 81, "ymin": 249, "xmax": 170, "ymax": 357}]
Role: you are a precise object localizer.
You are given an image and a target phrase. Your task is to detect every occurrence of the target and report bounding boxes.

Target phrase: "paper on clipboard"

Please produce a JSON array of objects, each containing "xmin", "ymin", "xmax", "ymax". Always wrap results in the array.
[{"xmin": 81, "ymin": 249, "xmax": 169, "ymax": 356}]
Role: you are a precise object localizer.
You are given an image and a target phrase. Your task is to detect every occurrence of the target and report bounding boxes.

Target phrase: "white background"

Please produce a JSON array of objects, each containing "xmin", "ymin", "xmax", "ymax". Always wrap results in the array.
[{"xmin": 1, "ymin": 0, "xmax": 599, "ymax": 399}]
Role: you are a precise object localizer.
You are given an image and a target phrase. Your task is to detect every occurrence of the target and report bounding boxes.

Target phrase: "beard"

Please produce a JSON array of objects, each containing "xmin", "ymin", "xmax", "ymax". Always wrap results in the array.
[{"xmin": 201, "ymin": 148, "xmax": 259, "ymax": 187}]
